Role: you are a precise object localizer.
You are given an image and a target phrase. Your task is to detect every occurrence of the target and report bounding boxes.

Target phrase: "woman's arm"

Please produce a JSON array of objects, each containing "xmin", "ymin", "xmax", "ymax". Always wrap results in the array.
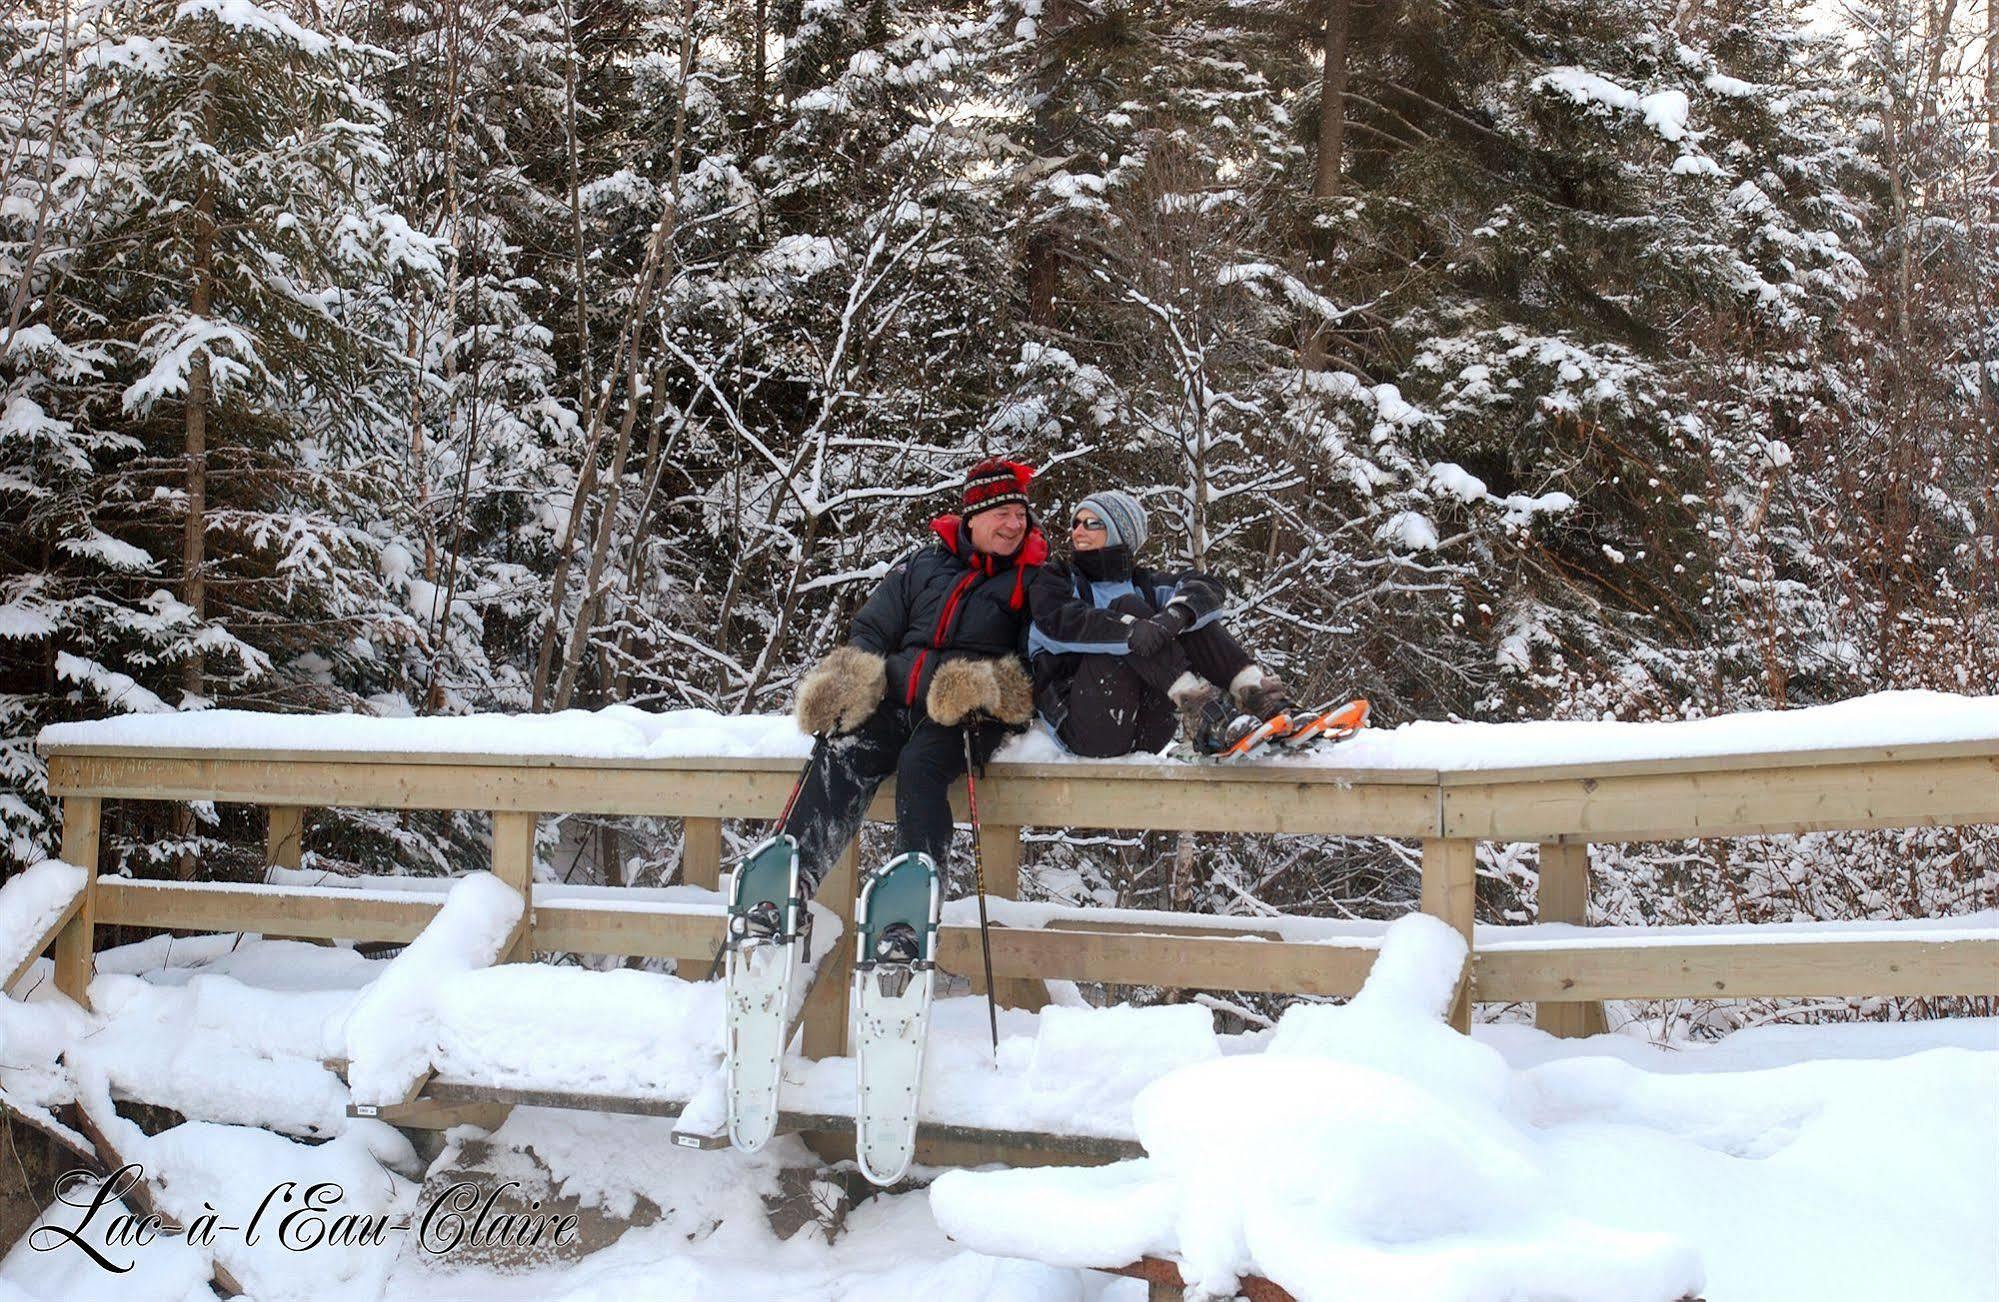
[{"xmin": 1028, "ymin": 563, "xmax": 1135, "ymax": 654}]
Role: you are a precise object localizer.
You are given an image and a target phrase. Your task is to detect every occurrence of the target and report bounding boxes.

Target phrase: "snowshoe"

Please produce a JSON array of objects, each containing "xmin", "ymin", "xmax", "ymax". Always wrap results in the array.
[{"xmin": 851, "ymin": 851, "xmax": 941, "ymax": 1186}]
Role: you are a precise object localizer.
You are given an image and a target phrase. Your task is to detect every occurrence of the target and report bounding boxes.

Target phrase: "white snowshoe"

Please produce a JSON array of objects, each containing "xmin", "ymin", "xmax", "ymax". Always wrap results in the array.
[
  {"xmin": 717, "ymin": 834, "xmax": 813, "ymax": 1153},
  {"xmin": 850, "ymin": 850, "xmax": 941, "ymax": 1186}
]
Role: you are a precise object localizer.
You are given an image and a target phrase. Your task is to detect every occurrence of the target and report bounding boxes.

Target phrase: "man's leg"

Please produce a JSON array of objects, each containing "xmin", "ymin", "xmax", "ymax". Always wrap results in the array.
[
  {"xmin": 783, "ymin": 704, "xmax": 906, "ymax": 896},
  {"xmin": 893, "ymin": 719, "xmax": 972, "ymax": 867}
]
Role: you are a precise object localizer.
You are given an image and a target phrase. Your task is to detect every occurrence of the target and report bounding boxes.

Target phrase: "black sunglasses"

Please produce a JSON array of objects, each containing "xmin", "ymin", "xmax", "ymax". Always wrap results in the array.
[{"xmin": 1070, "ymin": 516, "xmax": 1107, "ymax": 531}]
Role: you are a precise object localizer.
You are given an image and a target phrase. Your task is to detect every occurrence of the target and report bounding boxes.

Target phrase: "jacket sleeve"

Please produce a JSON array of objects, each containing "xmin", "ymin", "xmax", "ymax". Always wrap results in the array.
[
  {"xmin": 1028, "ymin": 562, "xmax": 1135, "ymax": 656},
  {"xmin": 849, "ymin": 551, "xmax": 918, "ymax": 655},
  {"xmin": 1143, "ymin": 568, "xmax": 1228, "ymax": 629}
]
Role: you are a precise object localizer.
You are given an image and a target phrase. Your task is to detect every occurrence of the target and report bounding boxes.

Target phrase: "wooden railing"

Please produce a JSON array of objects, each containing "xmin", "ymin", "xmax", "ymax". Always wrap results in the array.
[{"xmin": 32, "ymin": 736, "xmax": 1999, "ymax": 1059}]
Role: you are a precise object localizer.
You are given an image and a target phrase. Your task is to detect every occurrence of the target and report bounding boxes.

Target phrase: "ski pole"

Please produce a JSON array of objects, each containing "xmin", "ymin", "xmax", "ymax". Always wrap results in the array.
[
  {"xmin": 774, "ymin": 733, "xmax": 828, "ymax": 837},
  {"xmin": 961, "ymin": 726, "xmax": 1001, "ymax": 1061},
  {"xmin": 708, "ymin": 734, "xmax": 825, "ymax": 981}
]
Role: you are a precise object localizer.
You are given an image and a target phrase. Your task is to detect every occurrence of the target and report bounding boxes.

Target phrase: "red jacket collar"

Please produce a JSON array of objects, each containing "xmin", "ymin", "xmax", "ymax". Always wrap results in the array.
[{"xmin": 931, "ymin": 515, "xmax": 1049, "ymax": 573}]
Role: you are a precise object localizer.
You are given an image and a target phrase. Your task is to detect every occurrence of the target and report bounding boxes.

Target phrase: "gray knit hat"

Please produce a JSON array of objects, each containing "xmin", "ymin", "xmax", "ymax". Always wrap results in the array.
[{"xmin": 1077, "ymin": 490, "xmax": 1148, "ymax": 551}]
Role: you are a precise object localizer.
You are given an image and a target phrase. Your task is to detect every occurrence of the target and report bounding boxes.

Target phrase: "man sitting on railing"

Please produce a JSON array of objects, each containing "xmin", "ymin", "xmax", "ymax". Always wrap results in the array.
[{"xmin": 754, "ymin": 458, "xmax": 1046, "ymax": 937}]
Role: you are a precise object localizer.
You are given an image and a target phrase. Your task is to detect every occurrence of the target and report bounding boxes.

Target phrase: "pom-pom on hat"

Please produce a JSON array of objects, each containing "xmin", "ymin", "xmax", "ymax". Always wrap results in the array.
[
  {"xmin": 962, "ymin": 457, "xmax": 1035, "ymax": 521},
  {"xmin": 1077, "ymin": 490, "xmax": 1148, "ymax": 550}
]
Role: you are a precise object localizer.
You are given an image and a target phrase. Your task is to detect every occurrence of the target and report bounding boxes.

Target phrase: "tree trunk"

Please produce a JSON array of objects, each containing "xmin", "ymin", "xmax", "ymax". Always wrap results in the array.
[
  {"xmin": 1303, "ymin": 0, "xmax": 1349, "ymax": 372},
  {"xmin": 1314, "ymin": 0, "xmax": 1349, "ymax": 202},
  {"xmin": 1023, "ymin": 0, "xmax": 1073, "ymax": 327},
  {"xmin": 178, "ymin": 85, "xmax": 218, "ymax": 881},
  {"xmin": 562, "ymin": 0, "xmax": 592, "ymax": 414}
]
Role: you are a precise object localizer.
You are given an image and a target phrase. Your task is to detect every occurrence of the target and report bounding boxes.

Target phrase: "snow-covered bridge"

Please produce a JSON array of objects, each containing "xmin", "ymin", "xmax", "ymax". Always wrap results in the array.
[{"xmin": 30, "ymin": 690, "xmax": 1999, "ymax": 1053}]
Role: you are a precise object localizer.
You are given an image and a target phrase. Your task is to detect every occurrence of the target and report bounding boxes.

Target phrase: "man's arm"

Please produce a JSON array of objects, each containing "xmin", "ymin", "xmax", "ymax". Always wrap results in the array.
[{"xmin": 849, "ymin": 551, "xmax": 919, "ymax": 653}]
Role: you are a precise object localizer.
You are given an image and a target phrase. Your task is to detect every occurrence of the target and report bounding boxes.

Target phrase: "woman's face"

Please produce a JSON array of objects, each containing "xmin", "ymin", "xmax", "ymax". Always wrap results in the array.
[{"xmin": 1070, "ymin": 507, "xmax": 1108, "ymax": 553}]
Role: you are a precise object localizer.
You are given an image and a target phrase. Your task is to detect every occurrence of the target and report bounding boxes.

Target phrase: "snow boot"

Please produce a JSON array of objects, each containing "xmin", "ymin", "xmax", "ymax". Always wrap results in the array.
[
  {"xmin": 1230, "ymin": 667, "xmax": 1298, "ymax": 724},
  {"xmin": 1170, "ymin": 674, "xmax": 1241, "ymax": 755}
]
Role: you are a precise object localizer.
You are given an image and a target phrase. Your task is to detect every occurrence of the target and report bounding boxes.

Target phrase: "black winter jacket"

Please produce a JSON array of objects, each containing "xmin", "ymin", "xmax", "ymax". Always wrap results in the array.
[
  {"xmin": 1026, "ymin": 545, "xmax": 1226, "ymax": 701},
  {"xmin": 849, "ymin": 515, "xmax": 1050, "ymax": 716}
]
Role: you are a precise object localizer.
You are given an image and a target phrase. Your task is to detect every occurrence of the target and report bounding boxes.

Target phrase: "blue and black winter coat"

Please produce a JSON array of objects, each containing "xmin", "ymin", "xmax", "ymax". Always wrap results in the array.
[{"xmin": 1027, "ymin": 545, "xmax": 1226, "ymax": 723}]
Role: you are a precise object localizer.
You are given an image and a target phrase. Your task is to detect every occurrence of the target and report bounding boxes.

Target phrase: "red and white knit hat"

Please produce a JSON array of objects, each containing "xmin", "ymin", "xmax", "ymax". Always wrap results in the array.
[{"xmin": 961, "ymin": 457, "xmax": 1035, "ymax": 521}]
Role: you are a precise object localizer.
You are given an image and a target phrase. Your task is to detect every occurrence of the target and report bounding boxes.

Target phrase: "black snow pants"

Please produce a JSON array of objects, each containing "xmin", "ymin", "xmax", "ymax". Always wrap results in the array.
[
  {"xmin": 782, "ymin": 701, "xmax": 1005, "ymax": 896},
  {"xmin": 1054, "ymin": 620, "xmax": 1255, "ymax": 758}
]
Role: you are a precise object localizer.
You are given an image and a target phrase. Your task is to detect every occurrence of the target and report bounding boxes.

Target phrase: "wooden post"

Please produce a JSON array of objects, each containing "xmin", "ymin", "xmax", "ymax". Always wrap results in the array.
[
  {"xmin": 491, "ymin": 811, "xmax": 537, "ymax": 963},
  {"xmin": 976, "ymin": 822, "xmax": 1047, "ymax": 1012},
  {"xmin": 801, "ymin": 839, "xmax": 859, "ymax": 1062},
  {"xmin": 681, "ymin": 817, "xmax": 722, "ymax": 891},
  {"xmin": 1419, "ymin": 837, "xmax": 1476, "ymax": 1033},
  {"xmin": 676, "ymin": 817, "xmax": 724, "ymax": 980},
  {"xmin": 53, "ymin": 796, "xmax": 101, "ymax": 1009},
  {"xmin": 265, "ymin": 806, "xmax": 305, "ymax": 871},
  {"xmin": 1534, "ymin": 842, "xmax": 1609, "ymax": 1038},
  {"xmin": 262, "ymin": 805, "xmax": 336, "ymax": 945}
]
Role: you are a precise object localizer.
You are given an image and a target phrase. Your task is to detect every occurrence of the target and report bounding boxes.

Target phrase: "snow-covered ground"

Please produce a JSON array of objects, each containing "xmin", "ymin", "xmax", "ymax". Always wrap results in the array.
[
  {"xmin": 38, "ymin": 688, "xmax": 1999, "ymax": 774},
  {"xmin": 0, "ymin": 905, "xmax": 1992, "ymax": 1302}
]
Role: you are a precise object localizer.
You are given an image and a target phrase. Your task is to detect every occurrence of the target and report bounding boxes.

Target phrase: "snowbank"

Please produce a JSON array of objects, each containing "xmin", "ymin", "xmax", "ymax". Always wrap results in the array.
[
  {"xmin": 340, "ymin": 872, "xmax": 524, "ymax": 1107},
  {"xmin": 0, "ymin": 860, "xmax": 85, "ymax": 988},
  {"xmin": 933, "ymin": 917, "xmax": 1701, "ymax": 1300}
]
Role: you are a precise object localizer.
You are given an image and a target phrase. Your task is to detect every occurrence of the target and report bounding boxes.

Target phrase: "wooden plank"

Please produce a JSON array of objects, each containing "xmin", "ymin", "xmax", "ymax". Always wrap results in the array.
[
  {"xmin": 43, "ymin": 744, "xmax": 1439, "ymax": 785},
  {"xmin": 360, "ymin": 1100, "xmax": 512, "ymax": 1131},
  {"xmin": 1042, "ymin": 917, "xmax": 1286, "ymax": 942},
  {"xmin": 5, "ymin": 889, "xmax": 83, "ymax": 997},
  {"xmin": 1419, "ymin": 838, "xmax": 1476, "ymax": 1033},
  {"xmin": 67, "ymin": 1103, "xmax": 245, "ymax": 1297},
  {"xmin": 936, "ymin": 925, "xmax": 1379, "ymax": 997},
  {"xmin": 95, "ymin": 879, "xmax": 440, "ymax": 941},
  {"xmin": 491, "ymin": 811, "xmax": 536, "ymax": 963},
  {"xmin": 534, "ymin": 902, "xmax": 722, "ymax": 961},
  {"xmin": 1477, "ymin": 937, "xmax": 1999, "ymax": 1000},
  {"xmin": 265, "ymin": 805, "xmax": 305, "ymax": 869},
  {"xmin": 1434, "ymin": 735, "xmax": 1999, "ymax": 786},
  {"xmin": 417, "ymin": 1079, "xmax": 1146, "ymax": 1159},
  {"xmin": 1443, "ymin": 754, "xmax": 1999, "ymax": 841},
  {"xmin": 1102, "ymin": 1258, "xmax": 1294, "ymax": 1302},
  {"xmin": 53, "ymin": 796, "xmax": 100, "ymax": 1009},
  {"xmin": 350, "ymin": 1070, "xmax": 434, "ymax": 1120},
  {"xmin": 44, "ymin": 753, "xmax": 1443, "ymax": 838},
  {"xmin": 1534, "ymin": 843, "xmax": 1607, "ymax": 1038}
]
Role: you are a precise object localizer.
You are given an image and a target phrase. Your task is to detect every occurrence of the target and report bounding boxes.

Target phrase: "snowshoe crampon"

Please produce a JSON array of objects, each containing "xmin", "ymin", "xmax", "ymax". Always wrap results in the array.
[
  {"xmin": 1213, "ymin": 697, "xmax": 1372, "ymax": 760},
  {"xmin": 1275, "ymin": 697, "xmax": 1371, "ymax": 749},
  {"xmin": 851, "ymin": 850, "xmax": 941, "ymax": 1186}
]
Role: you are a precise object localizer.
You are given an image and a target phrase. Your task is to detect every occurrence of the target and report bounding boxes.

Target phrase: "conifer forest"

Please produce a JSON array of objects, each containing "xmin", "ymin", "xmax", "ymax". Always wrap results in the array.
[{"xmin": 3, "ymin": 0, "xmax": 1994, "ymax": 1030}]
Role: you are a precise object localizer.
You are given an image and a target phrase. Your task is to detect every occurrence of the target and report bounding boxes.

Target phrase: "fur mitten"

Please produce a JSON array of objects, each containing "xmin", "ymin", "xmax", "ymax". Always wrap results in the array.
[
  {"xmin": 926, "ymin": 657, "xmax": 994, "ymax": 727},
  {"xmin": 989, "ymin": 655, "xmax": 1034, "ymax": 725},
  {"xmin": 928, "ymin": 656, "xmax": 1036, "ymax": 727},
  {"xmin": 795, "ymin": 645, "xmax": 887, "ymax": 735}
]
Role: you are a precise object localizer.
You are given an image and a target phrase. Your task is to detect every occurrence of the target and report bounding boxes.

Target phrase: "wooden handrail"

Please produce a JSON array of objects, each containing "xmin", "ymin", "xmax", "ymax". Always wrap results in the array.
[{"xmin": 31, "ymin": 735, "xmax": 1999, "ymax": 1037}]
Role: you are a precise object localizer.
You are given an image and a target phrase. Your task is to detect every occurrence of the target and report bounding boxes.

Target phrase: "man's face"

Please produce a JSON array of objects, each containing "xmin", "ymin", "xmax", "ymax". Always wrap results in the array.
[
  {"xmin": 967, "ymin": 502, "xmax": 1028, "ymax": 556},
  {"xmin": 1069, "ymin": 508, "xmax": 1107, "ymax": 553}
]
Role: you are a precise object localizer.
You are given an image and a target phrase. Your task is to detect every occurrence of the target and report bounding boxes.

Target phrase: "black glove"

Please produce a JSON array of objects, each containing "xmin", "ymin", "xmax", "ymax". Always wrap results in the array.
[
  {"xmin": 1108, "ymin": 592, "xmax": 1153, "ymax": 619},
  {"xmin": 1126, "ymin": 613, "xmax": 1178, "ymax": 657},
  {"xmin": 1157, "ymin": 603, "xmax": 1193, "ymax": 636}
]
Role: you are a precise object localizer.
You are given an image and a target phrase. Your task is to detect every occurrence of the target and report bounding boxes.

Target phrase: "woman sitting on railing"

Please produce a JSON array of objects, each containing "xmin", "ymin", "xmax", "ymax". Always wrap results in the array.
[{"xmin": 1027, "ymin": 488, "xmax": 1294, "ymax": 757}]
